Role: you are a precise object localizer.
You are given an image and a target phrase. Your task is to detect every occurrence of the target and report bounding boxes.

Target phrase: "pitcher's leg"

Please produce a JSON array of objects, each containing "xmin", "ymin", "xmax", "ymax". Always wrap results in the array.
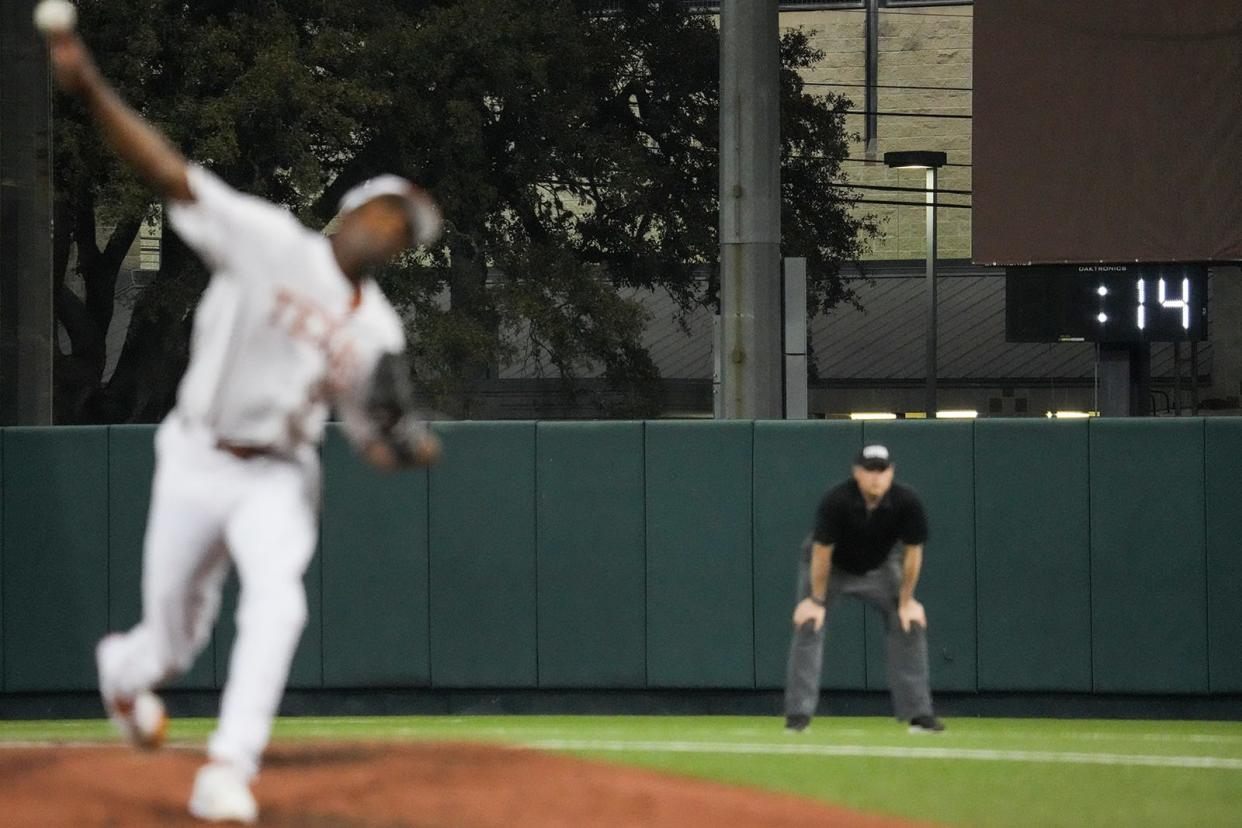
[
  {"xmin": 208, "ymin": 464, "xmax": 317, "ymax": 780},
  {"xmin": 98, "ymin": 428, "xmax": 232, "ymax": 701}
]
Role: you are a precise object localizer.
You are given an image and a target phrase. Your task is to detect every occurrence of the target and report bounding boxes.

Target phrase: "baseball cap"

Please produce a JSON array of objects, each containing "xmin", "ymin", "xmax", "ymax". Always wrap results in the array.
[
  {"xmin": 853, "ymin": 444, "xmax": 892, "ymax": 471},
  {"xmin": 338, "ymin": 174, "xmax": 443, "ymax": 247}
]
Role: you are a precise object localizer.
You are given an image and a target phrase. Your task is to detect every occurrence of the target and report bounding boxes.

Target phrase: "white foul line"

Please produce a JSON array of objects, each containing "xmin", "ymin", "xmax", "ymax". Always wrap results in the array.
[
  {"xmin": 528, "ymin": 739, "xmax": 1242, "ymax": 771},
  {"xmin": 0, "ymin": 740, "xmax": 198, "ymax": 751},
  {"xmin": 3, "ymin": 736, "xmax": 1239, "ymax": 771}
]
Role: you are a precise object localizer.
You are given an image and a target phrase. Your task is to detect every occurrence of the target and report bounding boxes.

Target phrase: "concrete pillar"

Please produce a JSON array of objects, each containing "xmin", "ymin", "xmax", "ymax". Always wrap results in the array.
[
  {"xmin": 1099, "ymin": 343, "xmax": 1151, "ymax": 417},
  {"xmin": 783, "ymin": 257, "xmax": 807, "ymax": 419},
  {"xmin": 719, "ymin": 0, "xmax": 782, "ymax": 419},
  {"xmin": 0, "ymin": 0, "xmax": 54, "ymax": 425},
  {"xmin": 1206, "ymin": 266, "xmax": 1242, "ymax": 406}
]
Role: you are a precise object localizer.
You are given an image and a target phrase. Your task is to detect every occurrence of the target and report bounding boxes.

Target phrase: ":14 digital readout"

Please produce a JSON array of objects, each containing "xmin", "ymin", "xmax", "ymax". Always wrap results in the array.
[
  {"xmin": 1004, "ymin": 264, "xmax": 1206, "ymax": 343},
  {"xmin": 1096, "ymin": 277, "xmax": 1190, "ymax": 331}
]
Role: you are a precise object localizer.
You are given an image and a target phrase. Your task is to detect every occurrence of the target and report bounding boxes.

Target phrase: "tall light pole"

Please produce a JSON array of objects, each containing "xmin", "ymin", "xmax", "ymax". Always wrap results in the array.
[
  {"xmin": 884, "ymin": 150, "xmax": 946, "ymax": 417},
  {"xmin": 719, "ymin": 0, "xmax": 782, "ymax": 419}
]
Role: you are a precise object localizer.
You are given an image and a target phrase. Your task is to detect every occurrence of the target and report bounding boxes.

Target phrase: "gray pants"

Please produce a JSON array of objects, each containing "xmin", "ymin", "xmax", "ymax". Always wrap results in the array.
[{"xmin": 784, "ymin": 545, "xmax": 934, "ymax": 721}]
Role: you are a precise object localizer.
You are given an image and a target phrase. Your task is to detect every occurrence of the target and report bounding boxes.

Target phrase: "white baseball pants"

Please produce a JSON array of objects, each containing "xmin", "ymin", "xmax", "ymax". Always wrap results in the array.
[{"xmin": 97, "ymin": 414, "xmax": 319, "ymax": 780}]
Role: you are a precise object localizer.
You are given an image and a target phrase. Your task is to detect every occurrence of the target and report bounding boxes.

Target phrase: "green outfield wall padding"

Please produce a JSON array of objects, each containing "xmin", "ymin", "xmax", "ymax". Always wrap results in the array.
[
  {"xmin": 535, "ymin": 422, "xmax": 646, "ymax": 687},
  {"xmin": 2, "ymin": 428, "xmax": 110, "ymax": 691},
  {"xmin": 0, "ymin": 432, "xmax": 5, "ymax": 687},
  {"xmin": 320, "ymin": 426, "xmax": 430, "ymax": 688},
  {"xmin": 752, "ymin": 421, "xmax": 865, "ymax": 690},
  {"xmin": 860, "ymin": 420, "xmax": 977, "ymax": 693},
  {"xmin": 1090, "ymin": 419, "xmax": 1208, "ymax": 693},
  {"xmin": 645, "ymin": 421, "xmax": 755, "ymax": 688},
  {"xmin": 2, "ymin": 419, "xmax": 1240, "ymax": 698},
  {"xmin": 974, "ymin": 420, "xmax": 1091, "ymax": 691},
  {"xmin": 107, "ymin": 425, "xmax": 214, "ymax": 689},
  {"xmin": 1205, "ymin": 419, "xmax": 1242, "ymax": 692},
  {"xmin": 428, "ymin": 422, "xmax": 538, "ymax": 687}
]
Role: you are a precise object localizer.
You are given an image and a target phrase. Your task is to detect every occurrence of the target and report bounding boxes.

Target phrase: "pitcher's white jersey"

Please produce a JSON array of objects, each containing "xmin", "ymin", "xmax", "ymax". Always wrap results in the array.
[{"xmin": 166, "ymin": 166, "xmax": 404, "ymax": 452}]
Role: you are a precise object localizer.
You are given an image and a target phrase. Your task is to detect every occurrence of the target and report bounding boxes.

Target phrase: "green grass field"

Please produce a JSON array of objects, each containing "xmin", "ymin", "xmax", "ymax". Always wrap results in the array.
[{"xmin": 3, "ymin": 715, "xmax": 1240, "ymax": 827}]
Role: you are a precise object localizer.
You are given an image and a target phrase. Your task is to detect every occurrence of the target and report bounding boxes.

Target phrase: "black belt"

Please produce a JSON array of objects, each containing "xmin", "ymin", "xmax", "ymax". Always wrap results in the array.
[{"xmin": 216, "ymin": 440, "xmax": 277, "ymax": 460}]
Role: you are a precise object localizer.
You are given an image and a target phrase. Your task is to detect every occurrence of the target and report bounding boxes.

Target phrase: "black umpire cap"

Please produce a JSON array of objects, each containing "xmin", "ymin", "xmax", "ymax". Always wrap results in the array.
[{"xmin": 853, "ymin": 444, "xmax": 892, "ymax": 471}]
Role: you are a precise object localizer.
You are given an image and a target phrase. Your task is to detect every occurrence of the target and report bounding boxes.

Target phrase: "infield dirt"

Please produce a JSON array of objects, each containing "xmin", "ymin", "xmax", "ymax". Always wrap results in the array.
[{"xmin": 0, "ymin": 740, "xmax": 930, "ymax": 826}]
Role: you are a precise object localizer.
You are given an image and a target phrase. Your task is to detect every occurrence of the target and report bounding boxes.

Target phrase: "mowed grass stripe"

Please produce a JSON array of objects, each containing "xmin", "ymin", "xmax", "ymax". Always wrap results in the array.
[{"xmin": 529, "ymin": 738, "xmax": 1242, "ymax": 770}]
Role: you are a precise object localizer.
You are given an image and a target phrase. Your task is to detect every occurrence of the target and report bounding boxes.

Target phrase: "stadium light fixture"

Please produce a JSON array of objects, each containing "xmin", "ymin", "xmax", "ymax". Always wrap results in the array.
[
  {"xmin": 882, "ymin": 151, "xmax": 948, "ymax": 171},
  {"xmin": 849, "ymin": 412, "xmax": 898, "ymax": 420},
  {"xmin": 935, "ymin": 409, "xmax": 979, "ymax": 419}
]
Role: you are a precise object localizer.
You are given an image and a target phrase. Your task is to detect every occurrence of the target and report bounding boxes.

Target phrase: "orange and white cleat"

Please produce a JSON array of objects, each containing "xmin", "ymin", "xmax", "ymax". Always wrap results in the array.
[
  {"xmin": 95, "ymin": 635, "xmax": 168, "ymax": 750},
  {"xmin": 105, "ymin": 689, "xmax": 168, "ymax": 750}
]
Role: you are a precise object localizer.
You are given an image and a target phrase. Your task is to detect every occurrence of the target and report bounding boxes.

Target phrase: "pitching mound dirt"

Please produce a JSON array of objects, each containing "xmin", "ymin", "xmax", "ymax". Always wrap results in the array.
[{"xmin": 0, "ymin": 741, "xmax": 928, "ymax": 826}]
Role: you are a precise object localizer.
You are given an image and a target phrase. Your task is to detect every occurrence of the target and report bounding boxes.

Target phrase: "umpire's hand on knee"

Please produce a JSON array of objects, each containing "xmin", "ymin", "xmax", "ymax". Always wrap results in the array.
[
  {"xmin": 898, "ymin": 598, "xmax": 927, "ymax": 633},
  {"xmin": 792, "ymin": 598, "xmax": 826, "ymax": 631}
]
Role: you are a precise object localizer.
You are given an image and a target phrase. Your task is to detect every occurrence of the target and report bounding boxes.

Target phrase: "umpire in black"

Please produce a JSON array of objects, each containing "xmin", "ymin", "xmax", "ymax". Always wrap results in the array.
[{"xmin": 784, "ymin": 444, "xmax": 944, "ymax": 734}]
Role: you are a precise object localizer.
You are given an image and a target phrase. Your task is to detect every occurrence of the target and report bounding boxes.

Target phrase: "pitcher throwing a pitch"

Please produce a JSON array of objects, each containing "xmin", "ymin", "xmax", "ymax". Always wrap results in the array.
[{"xmin": 40, "ymin": 8, "xmax": 441, "ymax": 823}]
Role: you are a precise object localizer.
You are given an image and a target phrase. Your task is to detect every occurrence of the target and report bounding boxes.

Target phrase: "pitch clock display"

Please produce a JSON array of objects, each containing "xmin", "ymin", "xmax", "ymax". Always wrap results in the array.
[{"xmin": 1005, "ymin": 264, "xmax": 1208, "ymax": 343}]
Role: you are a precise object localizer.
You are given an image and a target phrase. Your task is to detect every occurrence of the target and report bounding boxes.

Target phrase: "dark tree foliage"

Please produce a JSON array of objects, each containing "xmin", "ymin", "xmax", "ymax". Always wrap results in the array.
[{"xmin": 53, "ymin": 0, "xmax": 875, "ymax": 422}]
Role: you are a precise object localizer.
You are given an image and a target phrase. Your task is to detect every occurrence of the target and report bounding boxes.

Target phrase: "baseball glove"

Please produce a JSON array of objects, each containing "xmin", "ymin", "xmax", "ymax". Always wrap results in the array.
[{"xmin": 352, "ymin": 351, "xmax": 439, "ymax": 468}]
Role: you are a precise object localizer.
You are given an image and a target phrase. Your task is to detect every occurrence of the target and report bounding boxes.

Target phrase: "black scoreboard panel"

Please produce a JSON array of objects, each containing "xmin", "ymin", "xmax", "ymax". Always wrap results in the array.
[{"xmin": 1005, "ymin": 264, "xmax": 1208, "ymax": 343}]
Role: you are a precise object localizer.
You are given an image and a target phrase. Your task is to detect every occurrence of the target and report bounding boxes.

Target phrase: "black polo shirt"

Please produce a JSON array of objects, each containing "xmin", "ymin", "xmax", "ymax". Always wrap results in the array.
[{"xmin": 812, "ymin": 480, "xmax": 929, "ymax": 574}]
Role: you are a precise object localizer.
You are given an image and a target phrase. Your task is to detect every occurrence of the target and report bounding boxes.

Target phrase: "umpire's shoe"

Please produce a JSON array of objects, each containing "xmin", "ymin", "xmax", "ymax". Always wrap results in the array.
[
  {"xmin": 784, "ymin": 714, "xmax": 811, "ymax": 734},
  {"xmin": 189, "ymin": 762, "xmax": 258, "ymax": 824},
  {"xmin": 95, "ymin": 636, "xmax": 168, "ymax": 750},
  {"xmin": 908, "ymin": 715, "xmax": 946, "ymax": 734}
]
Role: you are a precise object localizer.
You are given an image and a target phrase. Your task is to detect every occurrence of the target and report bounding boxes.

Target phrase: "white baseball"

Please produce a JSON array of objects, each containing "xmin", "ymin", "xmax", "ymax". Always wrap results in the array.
[{"xmin": 33, "ymin": 0, "xmax": 78, "ymax": 35}]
